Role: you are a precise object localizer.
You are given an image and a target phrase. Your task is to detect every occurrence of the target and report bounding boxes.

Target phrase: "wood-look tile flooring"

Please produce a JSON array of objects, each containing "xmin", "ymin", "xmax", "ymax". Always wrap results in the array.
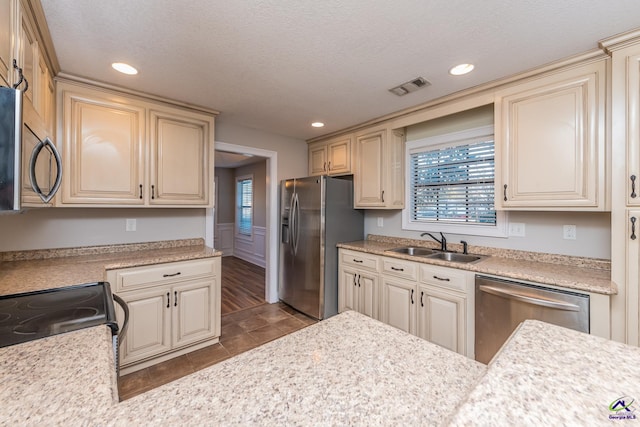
[{"xmin": 118, "ymin": 257, "xmax": 316, "ymax": 401}]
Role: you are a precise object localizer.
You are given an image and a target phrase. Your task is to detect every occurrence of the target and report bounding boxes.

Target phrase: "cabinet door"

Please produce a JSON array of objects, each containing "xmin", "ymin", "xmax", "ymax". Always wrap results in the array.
[
  {"xmin": 173, "ymin": 278, "xmax": 218, "ymax": 348},
  {"xmin": 120, "ymin": 287, "xmax": 172, "ymax": 366},
  {"xmin": 149, "ymin": 109, "xmax": 212, "ymax": 206},
  {"xmin": 357, "ymin": 271, "xmax": 379, "ymax": 320},
  {"xmin": 354, "ymin": 128, "xmax": 386, "ymax": 207},
  {"xmin": 327, "ymin": 136, "xmax": 351, "ymax": 175},
  {"xmin": 60, "ymin": 88, "xmax": 145, "ymax": 204},
  {"xmin": 17, "ymin": 5, "xmax": 36, "ymax": 104},
  {"xmin": 615, "ymin": 47, "xmax": 640, "ymax": 206},
  {"xmin": 416, "ymin": 285, "xmax": 465, "ymax": 354},
  {"xmin": 308, "ymin": 143, "xmax": 327, "ymax": 176},
  {"xmin": 338, "ymin": 266, "xmax": 358, "ymax": 313},
  {"xmin": 0, "ymin": 0, "xmax": 12, "ymax": 85},
  {"xmin": 495, "ymin": 61, "xmax": 605, "ymax": 209},
  {"xmin": 381, "ymin": 276, "xmax": 415, "ymax": 334},
  {"xmin": 627, "ymin": 210, "xmax": 640, "ymax": 346}
]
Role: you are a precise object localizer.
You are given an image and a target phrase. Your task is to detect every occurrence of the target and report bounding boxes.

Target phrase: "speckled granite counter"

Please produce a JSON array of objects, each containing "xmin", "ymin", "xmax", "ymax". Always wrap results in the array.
[
  {"xmin": 0, "ymin": 325, "xmax": 117, "ymax": 426},
  {"xmin": 102, "ymin": 310, "xmax": 485, "ymax": 425},
  {"xmin": 449, "ymin": 320, "xmax": 640, "ymax": 425},
  {"xmin": 0, "ymin": 239, "xmax": 221, "ymax": 296},
  {"xmin": 338, "ymin": 235, "xmax": 616, "ymax": 295}
]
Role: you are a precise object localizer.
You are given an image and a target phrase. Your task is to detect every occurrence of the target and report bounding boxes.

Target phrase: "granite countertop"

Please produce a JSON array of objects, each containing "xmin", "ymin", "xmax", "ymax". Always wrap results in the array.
[
  {"xmin": 0, "ymin": 325, "xmax": 117, "ymax": 426},
  {"xmin": 4, "ymin": 311, "xmax": 640, "ymax": 425},
  {"xmin": 338, "ymin": 236, "xmax": 616, "ymax": 295},
  {"xmin": 0, "ymin": 239, "xmax": 222, "ymax": 296},
  {"xmin": 449, "ymin": 320, "xmax": 640, "ymax": 425}
]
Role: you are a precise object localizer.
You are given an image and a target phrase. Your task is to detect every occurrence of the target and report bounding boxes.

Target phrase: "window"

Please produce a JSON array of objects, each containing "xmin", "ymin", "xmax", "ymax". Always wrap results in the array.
[
  {"xmin": 403, "ymin": 125, "xmax": 507, "ymax": 237},
  {"xmin": 236, "ymin": 175, "xmax": 253, "ymax": 237}
]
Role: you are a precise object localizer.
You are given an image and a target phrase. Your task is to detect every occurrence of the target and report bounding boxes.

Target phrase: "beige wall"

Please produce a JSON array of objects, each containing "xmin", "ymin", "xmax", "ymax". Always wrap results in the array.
[{"xmin": 215, "ymin": 167, "xmax": 235, "ymax": 223}]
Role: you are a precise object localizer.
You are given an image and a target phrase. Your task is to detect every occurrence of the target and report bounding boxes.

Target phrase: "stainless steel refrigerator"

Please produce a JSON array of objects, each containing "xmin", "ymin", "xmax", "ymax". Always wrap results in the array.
[{"xmin": 279, "ymin": 176, "xmax": 364, "ymax": 320}]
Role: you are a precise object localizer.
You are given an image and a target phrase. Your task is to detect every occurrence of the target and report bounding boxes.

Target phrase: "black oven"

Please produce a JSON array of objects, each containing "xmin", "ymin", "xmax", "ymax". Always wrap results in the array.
[{"xmin": 0, "ymin": 282, "xmax": 129, "ymax": 371}]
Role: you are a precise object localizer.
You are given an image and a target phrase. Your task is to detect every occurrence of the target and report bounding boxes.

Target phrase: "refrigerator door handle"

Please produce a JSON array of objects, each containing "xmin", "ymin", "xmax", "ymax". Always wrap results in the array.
[
  {"xmin": 289, "ymin": 193, "xmax": 297, "ymax": 255},
  {"xmin": 293, "ymin": 193, "xmax": 301, "ymax": 255}
]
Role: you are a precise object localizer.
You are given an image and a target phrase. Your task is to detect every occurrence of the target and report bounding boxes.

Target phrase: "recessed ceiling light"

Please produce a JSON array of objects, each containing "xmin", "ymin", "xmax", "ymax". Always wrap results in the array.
[
  {"xmin": 311, "ymin": 122, "xmax": 325, "ymax": 128},
  {"xmin": 111, "ymin": 62, "xmax": 138, "ymax": 75},
  {"xmin": 449, "ymin": 63, "xmax": 475, "ymax": 76}
]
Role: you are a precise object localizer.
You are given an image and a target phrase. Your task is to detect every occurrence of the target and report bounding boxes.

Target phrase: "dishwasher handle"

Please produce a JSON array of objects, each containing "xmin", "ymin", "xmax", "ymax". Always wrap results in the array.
[{"xmin": 478, "ymin": 284, "xmax": 580, "ymax": 312}]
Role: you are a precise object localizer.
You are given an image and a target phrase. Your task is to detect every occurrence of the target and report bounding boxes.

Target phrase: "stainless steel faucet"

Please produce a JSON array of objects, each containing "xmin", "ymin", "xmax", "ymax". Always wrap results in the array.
[{"xmin": 420, "ymin": 232, "xmax": 447, "ymax": 252}]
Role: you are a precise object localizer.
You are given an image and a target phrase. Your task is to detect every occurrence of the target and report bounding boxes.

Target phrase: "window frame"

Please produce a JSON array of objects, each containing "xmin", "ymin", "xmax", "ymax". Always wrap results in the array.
[
  {"xmin": 402, "ymin": 125, "xmax": 507, "ymax": 238},
  {"xmin": 235, "ymin": 174, "xmax": 253, "ymax": 240}
]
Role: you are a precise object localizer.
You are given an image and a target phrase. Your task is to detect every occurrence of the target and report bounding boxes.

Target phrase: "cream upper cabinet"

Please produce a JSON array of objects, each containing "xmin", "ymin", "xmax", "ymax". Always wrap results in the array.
[
  {"xmin": 149, "ymin": 108, "xmax": 212, "ymax": 205},
  {"xmin": 308, "ymin": 135, "xmax": 352, "ymax": 176},
  {"xmin": 353, "ymin": 125, "xmax": 404, "ymax": 209},
  {"xmin": 495, "ymin": 59, "xmax": 607, "ymax": 210},
  {"xmin": 57, "ymin": 79, "xmax": 216, "ymax": 207},
  {"xmin": 59, "ymin": 84, "xmax": 146, "ymax": 205},
  {"xmin": 17, "ymin": 2, "xmax": 36, "ymax": 105}
]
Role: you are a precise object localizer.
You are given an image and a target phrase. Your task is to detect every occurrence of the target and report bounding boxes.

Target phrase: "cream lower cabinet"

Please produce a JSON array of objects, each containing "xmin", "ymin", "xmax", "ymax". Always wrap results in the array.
[
  {"xmin": 495, "ymin": 58, "xmax": 606, "ymax": 210},
  {"xmin": 107, "ymin": 257, "xmax": 221, "ymax": 374},
  {"xmin": 338, "ymin": 249, "xmax": 380, "ymax": 319}
]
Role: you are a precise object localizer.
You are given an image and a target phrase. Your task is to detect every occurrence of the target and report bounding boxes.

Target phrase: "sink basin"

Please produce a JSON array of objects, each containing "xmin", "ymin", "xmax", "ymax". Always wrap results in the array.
[
  {"xmin": 426, "ymin": 252, "xmax": 485, "ymax": 264},
  {"xmin": 386, "ymin": 247, "xmax": 435, "ymax": 256}
]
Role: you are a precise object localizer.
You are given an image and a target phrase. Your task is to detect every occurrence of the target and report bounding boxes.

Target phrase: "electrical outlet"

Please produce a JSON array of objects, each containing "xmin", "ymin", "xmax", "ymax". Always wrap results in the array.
[
  {"xmin": 508, "ymin": 222, "xmax": 526, "ymax": 237},
  {"xmin": 126, "ymin": 218, "xmax": 137, "ymax": 232},
  {"xmin": 563, "ymin": 224, "xmax": 577, "ymax": 240},
  {"xmin": 377, "ymin": 217, "xmax": 384, "ymax": 227}
]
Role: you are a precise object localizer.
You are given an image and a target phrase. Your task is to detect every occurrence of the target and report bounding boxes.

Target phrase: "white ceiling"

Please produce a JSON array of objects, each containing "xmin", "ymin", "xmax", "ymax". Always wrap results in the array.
[{"xmin": 41, "ymin": 0, "xmax": 640, "ymax": 141}]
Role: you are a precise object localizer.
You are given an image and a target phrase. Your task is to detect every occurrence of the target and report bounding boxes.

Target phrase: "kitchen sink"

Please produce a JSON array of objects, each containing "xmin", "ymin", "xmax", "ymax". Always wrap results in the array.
[
  {"xmin": 386, "ymin": 246, "xmax": 435, "ymax": 256},
  {"xmin": 426, "ymin": 252, "xmax": 485, "ymax": 264}
]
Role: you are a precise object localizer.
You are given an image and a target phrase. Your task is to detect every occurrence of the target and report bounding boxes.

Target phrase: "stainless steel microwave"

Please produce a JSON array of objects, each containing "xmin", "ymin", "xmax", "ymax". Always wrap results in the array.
[{"xmin": 0, "ymin": 86, "xmax": 62, "ymax": 212}]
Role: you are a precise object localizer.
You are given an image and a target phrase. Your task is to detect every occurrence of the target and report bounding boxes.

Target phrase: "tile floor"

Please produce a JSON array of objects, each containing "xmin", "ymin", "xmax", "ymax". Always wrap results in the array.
[{"xmin": 118, "ymin": 302, "xmax": 316, "ymax": 401}]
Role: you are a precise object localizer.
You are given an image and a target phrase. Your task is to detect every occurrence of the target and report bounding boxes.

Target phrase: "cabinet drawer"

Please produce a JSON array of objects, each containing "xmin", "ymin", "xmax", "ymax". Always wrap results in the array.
[
  {"xmin": 419, "ymin": 264, "xmax": 469, "ymax": 292},
  {"xmin": 110, "ymin": 258, "xmax": 216, "ymax": 292},
  {"xmin": 340, "ymin": 249, "xmax": 379, "ymax": 272},
  {"xmin": 382, "ymin": 258, "xmax": 417, "ymax": 281}
]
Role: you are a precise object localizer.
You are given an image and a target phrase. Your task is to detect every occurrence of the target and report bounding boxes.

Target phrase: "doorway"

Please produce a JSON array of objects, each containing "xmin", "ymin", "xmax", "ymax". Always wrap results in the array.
[{"xmin": 206, "ymin": 142, "xmax": 278, "ymax": 305}]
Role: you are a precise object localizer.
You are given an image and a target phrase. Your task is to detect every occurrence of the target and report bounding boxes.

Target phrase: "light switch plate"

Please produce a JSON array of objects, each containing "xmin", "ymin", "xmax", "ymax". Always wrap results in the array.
[{"xmin": 508, "ymin": 222, "xmax": 525, "ymax": 237}]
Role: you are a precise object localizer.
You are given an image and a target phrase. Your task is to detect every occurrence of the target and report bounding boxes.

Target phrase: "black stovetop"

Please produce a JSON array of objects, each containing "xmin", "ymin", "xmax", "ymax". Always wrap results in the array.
[{"xmin": 0, "ymin": 282, "xmax": 118, "ymax": 348}]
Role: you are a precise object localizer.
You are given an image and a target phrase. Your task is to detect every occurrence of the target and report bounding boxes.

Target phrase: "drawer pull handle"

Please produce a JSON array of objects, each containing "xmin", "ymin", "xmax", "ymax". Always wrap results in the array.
[
  {"xmin": 163, "ymin": 272, "xmax": 182, "ymax": 278},
  {"xmin": 166, "ymin": 292, "xmax": 170, "ymax": 308},
  {"xmin": 632, "ymin": 217, "xmax": 637, "ymax": 240},
  {"xmin": 390, "ymin": 266, "xmax": 404, "ymax": 272},
  {"xmin": 410, "ymin": 289, "xmax": 414, "ymax": 304},
  {"xmin": 433, "ymin": 275, "xmax": 450, "ymax": 282},
  {"xmin": 174, "ymin": 291, "xmax": 178, "ymax": 307},
  {"xmin": 420, "ymin": 291, "xmax": 424, "ymax": 307},
  {"xmin": 632, "ymin": 175, "xmax": 637, "ymax": 198},
  {"xmin": 353, "ymin": 259, "xmax": 363, "ymax": 263}
]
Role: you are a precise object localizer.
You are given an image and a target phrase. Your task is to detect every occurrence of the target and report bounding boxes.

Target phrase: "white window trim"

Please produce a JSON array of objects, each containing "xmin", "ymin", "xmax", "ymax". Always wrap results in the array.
[
  {"xmin": 402, "ymin": 125, "xmax": 508, "ymax": 238},
  {"xmin": 235, "ymin": 174, "xmax": 253, "ymax": 241}
]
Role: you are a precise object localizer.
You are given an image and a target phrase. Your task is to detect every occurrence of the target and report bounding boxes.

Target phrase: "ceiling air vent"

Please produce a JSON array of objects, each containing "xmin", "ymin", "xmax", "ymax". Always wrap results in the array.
[{"xmin": 388, "ymin": 77, "xmax": 431, "ymax": 96}]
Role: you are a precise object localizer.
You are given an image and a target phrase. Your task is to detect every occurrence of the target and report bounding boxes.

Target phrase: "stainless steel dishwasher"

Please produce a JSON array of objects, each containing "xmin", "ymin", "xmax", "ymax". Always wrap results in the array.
[{"xmin": 475, "ymin": 275, "xmax": 589, "ymax": 364}]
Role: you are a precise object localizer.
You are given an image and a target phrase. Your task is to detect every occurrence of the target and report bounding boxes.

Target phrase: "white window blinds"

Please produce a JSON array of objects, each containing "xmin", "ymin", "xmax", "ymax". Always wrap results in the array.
[
  {"xmin": 237, "ymin": 178, "xmax": 253, "ymax": 236},
  {"xmin": 409, "ymin": 139, "xmax": 496, "ymax": 226}
]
